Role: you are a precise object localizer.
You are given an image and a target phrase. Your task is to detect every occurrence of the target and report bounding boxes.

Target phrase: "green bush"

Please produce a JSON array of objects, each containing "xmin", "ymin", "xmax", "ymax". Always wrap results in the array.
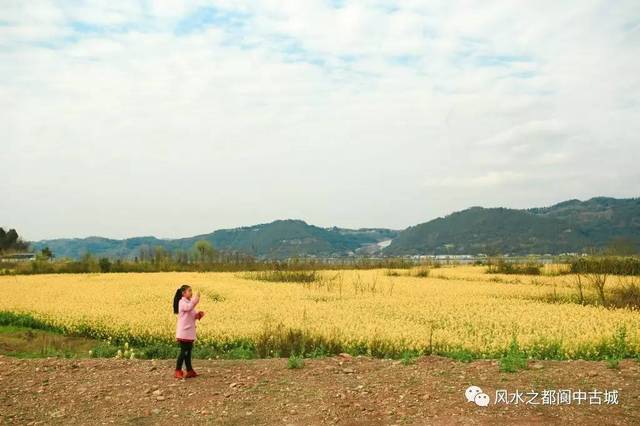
[
  {"xmin": 99, "ymin": 258, "xmax": 112, "ymax": 273},
  {"xmin": 487, "ymin": 259, "xmax": 541, "ymax": 275},
  {"xmin": 226, "ymin": 346, "xmax": 256, "ymax": 359},
  {"xmin": 140, "ymin": 343, "xmax": 178, "ymax": 359},
  {"xmin": 400, "ymin": 350, "xmax": 418, "ymax": 365},
  {"xmin": 499, "ymin": 338, "xmax": 528, "ymax": 373},
  {"xmin": 241, "ymin": 270, "xmax": 320, "ymax": 283},
  {"xmin": 443, "ymin": 348, "xmax": 476, "ymax": 362},
  {"xmin": 90, "ymin": 342, "xmax": 120, "ymax": 358},
  {"xmin": 287, "ymin": 354, "xmax": 305, "ymax": 369},
  {"xmin": 570, "ymin": 256, "xmax": 640, "ymax": 276}
]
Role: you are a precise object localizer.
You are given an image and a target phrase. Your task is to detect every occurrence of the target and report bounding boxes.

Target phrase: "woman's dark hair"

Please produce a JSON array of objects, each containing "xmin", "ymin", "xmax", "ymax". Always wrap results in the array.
[{"xmin": 173, "ymin": 284, "xmax": 191, "ymax": 314}]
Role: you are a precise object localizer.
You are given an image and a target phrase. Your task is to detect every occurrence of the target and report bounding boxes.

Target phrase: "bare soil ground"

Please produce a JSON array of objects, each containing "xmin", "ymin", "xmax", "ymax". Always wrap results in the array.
[{"xmin": 1, "ymin": 355, "xmax": 639, "ymax": 425}]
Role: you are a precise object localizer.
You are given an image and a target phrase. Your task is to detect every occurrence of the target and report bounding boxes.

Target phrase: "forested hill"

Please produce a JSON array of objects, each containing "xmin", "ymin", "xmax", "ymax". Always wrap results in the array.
[
  {"xmin": 30, "ymin": 197, "xmax": 639, "ymax": 259},
  {"xmin": 384, "ymin": 197, "xmax": 640, "ymax": 255},
  {"xmin": 32, "ymin": 220, "xmax": 398, "ymax": 259}
]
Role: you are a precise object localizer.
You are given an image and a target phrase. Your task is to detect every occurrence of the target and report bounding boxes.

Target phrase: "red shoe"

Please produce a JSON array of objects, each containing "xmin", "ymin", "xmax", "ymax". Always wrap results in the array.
[
  {"xmin": 174, "ymin": 369, "xmax": 184, "ymax": 379},
  {"xmin": 185, "ymin": 370, "xmax": 198, "ymax": 378}
]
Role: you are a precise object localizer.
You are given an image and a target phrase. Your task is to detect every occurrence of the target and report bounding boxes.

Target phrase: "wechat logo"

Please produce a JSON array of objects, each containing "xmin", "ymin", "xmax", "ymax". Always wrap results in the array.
[{"xmin": 465, "ymin": 385, "xmax": 490, "ymax": 407}]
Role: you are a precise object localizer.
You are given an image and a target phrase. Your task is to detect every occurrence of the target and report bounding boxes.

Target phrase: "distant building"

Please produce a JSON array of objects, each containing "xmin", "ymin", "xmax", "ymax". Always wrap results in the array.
[{"xmin": 0, "ymin": 252, "xmax": 36, "ymax": 262}]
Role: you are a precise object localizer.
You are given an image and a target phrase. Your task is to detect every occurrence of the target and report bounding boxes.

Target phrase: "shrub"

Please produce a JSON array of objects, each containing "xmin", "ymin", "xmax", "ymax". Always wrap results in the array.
[
  {"xmin": 443, "ymin": 348, "xmax": 475, "ymax": 362},
  {"xmin": 227, "ymin": 346, "xmax": 256, "ymax": 360},
  {"xmin": 6, "ymin": 256, "xmax": 417, "ymax": 275},
  {"xmin": 400, "ymin": 350, "xmax": 418, "ymax": 365},
  {"xmin": 610, "ymin": 278, "xmax": 640, "ymax": 309},
  {"xmin": 588, "ymin": 272, "xmax": 608, "ymax": 305},
  {"xmin": 139, "ymin": 343, "xmax": 177, "ymax": 359},
  {"xmin": 99, "ymin": 258, "xmax": 112, "ymax": 273},
  {"xmin": 90, "ymin": 342, "xmax": 120, "ymax": 358},
  {"xmin": 570, "ymin": 256, "xmax": 640, "ymax": 276},
  {"xmin": 606, "ymin": 357, "xmax": 620, "ymax": 369},
  {"xmin": 487, "ymin": 259, "xmax": 541, "ymax": 275},
  {"xmin": 499, "ymin": 338, "xmax": 528, "ymax": 373},
  {"xmin": 241, "ymin": 270, "xmax": 319, "ymax": 283},
  {"xmin": 287, "ymin": 354, "xmax": 305, "ymax": 369},
  {"xmin": 411, "ymin": 267, "xmax": 430, "ymax": 278}
]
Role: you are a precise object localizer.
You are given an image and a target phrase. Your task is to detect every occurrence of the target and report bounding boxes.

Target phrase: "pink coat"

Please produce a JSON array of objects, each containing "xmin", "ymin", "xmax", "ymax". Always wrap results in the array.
[{"xmin": 176, "ymin": 295, "xmax": 200, "ymax": 341}]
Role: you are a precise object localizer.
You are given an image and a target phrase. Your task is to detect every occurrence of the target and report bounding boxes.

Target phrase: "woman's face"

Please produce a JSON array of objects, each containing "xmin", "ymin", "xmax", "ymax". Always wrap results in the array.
[{"xmin": 183, "ymin": 287, "xmax": 193, "ymax": 299}]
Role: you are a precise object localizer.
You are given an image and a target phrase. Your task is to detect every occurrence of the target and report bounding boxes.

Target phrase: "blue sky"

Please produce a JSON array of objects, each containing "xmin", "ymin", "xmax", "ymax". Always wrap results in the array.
[{"xmin": 1, "ymin": 1, "xmax": 639, "ymax": 239}]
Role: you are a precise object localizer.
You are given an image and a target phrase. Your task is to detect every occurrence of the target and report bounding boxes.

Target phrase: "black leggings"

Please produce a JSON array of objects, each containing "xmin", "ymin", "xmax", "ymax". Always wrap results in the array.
[{"xmin": 176, "ymin": 341, "xmax": 193, "ymax": 371}]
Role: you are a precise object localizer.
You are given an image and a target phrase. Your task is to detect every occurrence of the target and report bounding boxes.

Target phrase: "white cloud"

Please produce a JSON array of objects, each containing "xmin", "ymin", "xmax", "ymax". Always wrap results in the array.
[
  {"xmin": 476, "ymin": 120, "xmax": 566, "ymax": 147},
  {"xmin": 1, "ymin": 0, "xmax": 639, "ymax": 239},
  {"xmin": 424, "ymin": 171, "xmax": 528, "ymax": 189}
]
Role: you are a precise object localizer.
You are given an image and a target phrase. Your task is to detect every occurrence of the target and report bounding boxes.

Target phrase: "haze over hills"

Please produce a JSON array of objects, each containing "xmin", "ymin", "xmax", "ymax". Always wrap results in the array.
[
  {"xmin": 32, "ymin": 220, "xmax": 399, "ymax": 260},
  {"xmin": 31, "ymin": 197, "xmax": 640, "ymax": 259}
]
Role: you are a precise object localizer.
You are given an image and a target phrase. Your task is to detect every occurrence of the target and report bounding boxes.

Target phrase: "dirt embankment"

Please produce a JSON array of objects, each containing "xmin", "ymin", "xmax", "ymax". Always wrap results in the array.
[{"xmin": 1, "ymin": 355, "xmax": 639, "ymax": 425}]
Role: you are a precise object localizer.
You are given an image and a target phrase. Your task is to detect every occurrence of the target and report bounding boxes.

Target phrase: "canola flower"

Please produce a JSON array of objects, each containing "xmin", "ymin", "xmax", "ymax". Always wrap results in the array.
[{"xmin": 0, "ymin": 267, "xmax": 638, "ymax": 359}]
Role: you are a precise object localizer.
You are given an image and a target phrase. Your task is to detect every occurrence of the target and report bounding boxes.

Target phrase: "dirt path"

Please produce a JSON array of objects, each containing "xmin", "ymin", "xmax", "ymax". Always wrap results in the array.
[{"xmin": 1, "ymin": 355, "xmax": 639, "ymax": 425}]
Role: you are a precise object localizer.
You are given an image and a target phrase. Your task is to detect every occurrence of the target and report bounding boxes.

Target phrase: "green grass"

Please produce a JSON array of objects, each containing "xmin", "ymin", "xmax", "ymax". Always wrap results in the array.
[
  {"xmin": 0, "ymin": 324, "xmax": 96, "ymax": 359},
  {"xmin": 400, "ymin": 350, "xmax": 418, "ymax": 365},
  {"xmin": 287, "ymin": 354, "xmax": 305, "ymax": 369},
  {"xmin": 499, "ymin": 338, "xmax": 529, "ymax": 373},
  {"xmin": 443, "ymin": 348, "xmax": 476, "ymax": 363},
  {"xmin": 90, "ymin": 341, "xmax": 121, "ymax": 358},
  {"xmin": 606, "ymin": 357, "xmax": 621, "ymax": 369},
  {"xmin": 0, "ymin": 311, "xmax": 63, "ymax": 332},
  {"xmin": 0, "ymin": 324, "xmax": 29, "ymax": 333},
  {"xmin": 226, "ymin": 346, "xmax": 256, "ymax": 360}
]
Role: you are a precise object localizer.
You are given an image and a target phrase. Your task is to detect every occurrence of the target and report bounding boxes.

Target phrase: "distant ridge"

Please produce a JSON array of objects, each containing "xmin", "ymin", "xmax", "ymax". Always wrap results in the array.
[
  {"xmin": 32, "ymin": 220, "xmax": 398, "ymax": 259},
  {"xmin": 31, "ymin": 197, "xmax": 640, "ymax": 258},
  {"xmin": 384, "ymin": 197, "xmax": 640, "ymax": 255}
]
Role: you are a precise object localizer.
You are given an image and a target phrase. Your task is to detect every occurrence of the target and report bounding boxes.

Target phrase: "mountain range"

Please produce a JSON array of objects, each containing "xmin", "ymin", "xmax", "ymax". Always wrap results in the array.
[
  {"xmin": 32, "ymin": 220, "xmax": 399, "ymax": 260},
  {"xmin": 31, "ymin": 197, "xmax": 640, "ymax": 259}
]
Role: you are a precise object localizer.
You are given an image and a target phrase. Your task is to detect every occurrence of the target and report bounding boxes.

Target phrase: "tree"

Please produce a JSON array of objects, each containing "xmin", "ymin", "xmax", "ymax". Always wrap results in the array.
[
  {"xmin": 0, "ymin": 228, "xmax": 29, "ymax": 253},
  {"xmin": 5, "ymin": 229, "xmax": 19, "ymax": 248},
  {"xmin": 152, "ymin": 245, "xmax": 172, "ymax": 270},
  {"xmin": 174, "ymin": 249, "xmax": 190, "ymax": 265},
  {"xmin": 138, "ymin": 245, "xmax": 151, "ymax": 262},
  {"xmin": 80, "ymin": 253, "xmax": 100, "ymax": 273},
  {"xmin": 194, "ymin": 240, "xmax": 216, "ymax": 263},
  {"xmin": 99, "ymin": 257, "xmax": 112, "ymax": 273},
  {"xmin": 40, "ymin": 246, "xmax": 54, "ymax": 260},
  {"xmin": 583, "ymin": 258, "xmax": 609, "ymax": 305}
]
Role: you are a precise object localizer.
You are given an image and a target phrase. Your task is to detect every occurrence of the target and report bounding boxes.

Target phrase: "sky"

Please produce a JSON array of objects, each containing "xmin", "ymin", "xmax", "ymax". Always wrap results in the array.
[{"xmin": 2, "ymin": 0, "xmax": 639, "ymax": 240}]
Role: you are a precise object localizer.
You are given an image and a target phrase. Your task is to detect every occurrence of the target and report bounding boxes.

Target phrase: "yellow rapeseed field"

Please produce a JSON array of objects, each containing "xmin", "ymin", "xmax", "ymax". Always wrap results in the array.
[{"xmin": 0, "ymin": 266, "xmax": 638, "ymax": 358}]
